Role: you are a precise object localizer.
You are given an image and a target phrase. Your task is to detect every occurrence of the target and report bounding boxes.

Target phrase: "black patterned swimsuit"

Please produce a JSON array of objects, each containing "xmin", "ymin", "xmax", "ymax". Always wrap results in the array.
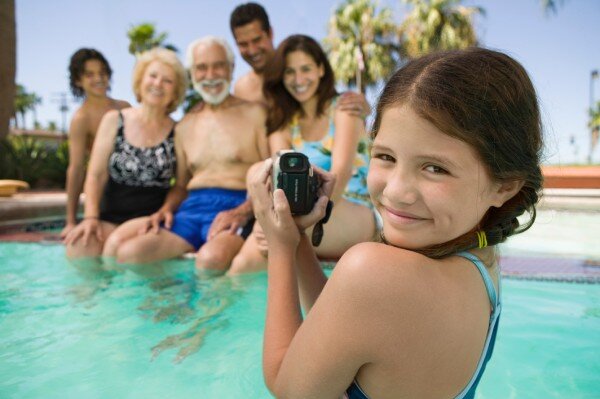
[{"xmin": 99, "ymin": 111, "xmax": 176, "ymax": 224}]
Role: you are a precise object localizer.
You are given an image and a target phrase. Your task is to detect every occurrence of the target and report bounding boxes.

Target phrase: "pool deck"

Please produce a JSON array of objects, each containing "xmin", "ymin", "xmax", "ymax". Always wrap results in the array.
[{"xmin": 1, "ymin": 187, "xmax": 599, "ymax": 283}]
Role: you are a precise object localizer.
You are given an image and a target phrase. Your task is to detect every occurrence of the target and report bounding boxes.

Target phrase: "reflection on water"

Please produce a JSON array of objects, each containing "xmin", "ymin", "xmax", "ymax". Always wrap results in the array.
[
  {"xmin": 64, "ymin": 254, "xmax": 250, "ymax": 363},
  {"xmin": 146, "ymin": 273, "xmax": 248, "ymax": 364},
  {"xmin": 66, "ymin": 256, "xmax": 116, "ymax": 306}
]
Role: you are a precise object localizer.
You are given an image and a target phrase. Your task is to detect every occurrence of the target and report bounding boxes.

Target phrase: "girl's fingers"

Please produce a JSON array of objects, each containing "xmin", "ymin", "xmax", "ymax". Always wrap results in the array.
[
  {"xmin": 250, "ymin": 160, "xmax": 274, "ymax": 215},
  {"xmin": 273, "ymin": 189, "xmax": 290, "ymax": 214},
  {"xmin": 251, "ymin": 158, "xmax": 273, "ymax": 186},
  {"xmin": 312, "ymin": 165, "xmax": 336, "ymax": 197}
]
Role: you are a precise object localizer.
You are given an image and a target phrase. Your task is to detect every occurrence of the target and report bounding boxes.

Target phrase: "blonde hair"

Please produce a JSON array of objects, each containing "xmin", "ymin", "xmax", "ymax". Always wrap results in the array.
[{"xmin": 132, "ymin": 47, "xmax": 188, "ymax": 114}]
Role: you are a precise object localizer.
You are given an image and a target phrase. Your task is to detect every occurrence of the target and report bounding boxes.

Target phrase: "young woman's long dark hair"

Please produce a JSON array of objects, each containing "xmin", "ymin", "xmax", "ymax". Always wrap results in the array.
[
  {"xmin": 372, "ymin": 48, "xmax": 544, "ymax": 259},
  {"xmin": 263, "ymin": 34, "xmax": 337, "ymax": 134}
]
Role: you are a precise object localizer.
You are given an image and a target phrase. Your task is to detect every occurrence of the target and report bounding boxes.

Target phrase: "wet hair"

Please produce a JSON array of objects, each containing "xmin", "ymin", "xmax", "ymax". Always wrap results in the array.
[
  {"xmin": 186, "ymin": 36, "xmax": 235, "ymax": 71},
  {"xmin": 132, "ymin": 47, "xmax": 188, "ymax": 114},
  {"xmin": 263, "ymin": 34, "xmax": 337, "ymax": 134},
  {"xmin": 230, "ymin": 2, "xmax": 271, "ymax": 34},
  {"xmin": 372, "ymin": 47, "xmax": 544, "ymax": 259},
  {"xmin": 68, "ymin": 48, "xmax": 113, "ymax": 98}
]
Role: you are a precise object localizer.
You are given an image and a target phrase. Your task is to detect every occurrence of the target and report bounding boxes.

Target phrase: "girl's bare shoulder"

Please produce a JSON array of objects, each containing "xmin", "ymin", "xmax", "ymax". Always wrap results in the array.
[{"xmin": 331, "ymin": 242, "xmax": 434, "ymax": 296}]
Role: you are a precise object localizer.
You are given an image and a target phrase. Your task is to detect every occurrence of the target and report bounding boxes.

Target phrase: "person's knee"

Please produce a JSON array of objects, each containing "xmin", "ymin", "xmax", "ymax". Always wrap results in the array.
[
  {"xmin": 102, "ymin": 231, "xmax": 126, "ymax": 257},
  {"xmin": 115, "ymin": 241, "xmax": 147, "ymax": 264},
  {"xmin": 228, "ymin": 254, "xmax": 250, "ymax": 275},
  {"xmin": 65, "ymin": 240, "xmax": 102, "ymax": 259},
  {"xmin": 228, "ymin": 251, "xmax": 266, "ymax": 275},
  {"xmin": 195, "ymin": 245, "xmax": 231, "ymax": 271}
]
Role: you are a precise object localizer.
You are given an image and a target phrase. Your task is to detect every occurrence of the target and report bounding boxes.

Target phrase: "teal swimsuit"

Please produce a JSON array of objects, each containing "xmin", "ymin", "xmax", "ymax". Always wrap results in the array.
[
  {"xmin": 289, "ymin": 98, "xmax": 371, "ymax": 208},
  {"xmin": 345, "ymin": 251, "xmax": 501, "ymax": 399}
]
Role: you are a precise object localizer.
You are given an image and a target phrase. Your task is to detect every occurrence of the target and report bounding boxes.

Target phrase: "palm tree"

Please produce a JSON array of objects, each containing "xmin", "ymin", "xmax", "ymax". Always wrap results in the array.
[
  {"xmin": 127, "ymin": 22, "xmax": 178, "ymax": 57},
  {"xmin": 398, "ymin": 0, "xmax": 484, "ymax": 59},
  {"xmin": 0, "ymin": 0, "xmax": 16, "ymax": 140},
  {"xmin": 540, "ymin": 0, "xmax": 565, "ymax": 16},
  {"xmin": 324, "ymin": 0, "xmax": 398, "ymax": 93},
  {"xmin": 13, "ymin": 85, "xmax": 27, "ymax": 129},
  {"xmin": 13, "ymin": 84, "xmax": 42, "ymax": 129},
  {"xmin": 29, "ymin": 92, "xmax": 42, "ymax": 128}
]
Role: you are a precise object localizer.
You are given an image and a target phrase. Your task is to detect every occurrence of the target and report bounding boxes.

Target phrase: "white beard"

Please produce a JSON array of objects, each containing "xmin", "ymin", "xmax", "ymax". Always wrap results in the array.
[{"xmin": 193, "ymin": 78, "xmax": 230, "ymax": 105}]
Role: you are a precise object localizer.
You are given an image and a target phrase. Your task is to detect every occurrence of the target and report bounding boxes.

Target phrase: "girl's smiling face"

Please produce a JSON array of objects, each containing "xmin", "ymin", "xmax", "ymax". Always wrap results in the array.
[{"xmin": 368, "ymin": 105, "xmax": 511, "ymax": 250}]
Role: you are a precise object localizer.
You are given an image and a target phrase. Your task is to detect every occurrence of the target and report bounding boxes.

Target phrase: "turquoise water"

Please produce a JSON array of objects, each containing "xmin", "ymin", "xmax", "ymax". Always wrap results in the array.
[{"xmin": 0, "ymin": 243, "xmax": 599, "ymax": 398}]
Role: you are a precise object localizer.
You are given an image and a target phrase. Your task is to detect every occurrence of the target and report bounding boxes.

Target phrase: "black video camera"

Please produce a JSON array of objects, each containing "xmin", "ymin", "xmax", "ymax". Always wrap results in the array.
[{"xmin": 272, "ymin": 151, "xmax": 319, "ymax": 215}]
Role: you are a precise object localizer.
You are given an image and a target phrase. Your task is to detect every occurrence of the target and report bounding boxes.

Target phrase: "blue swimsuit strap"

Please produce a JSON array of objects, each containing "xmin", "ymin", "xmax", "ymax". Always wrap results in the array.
[
  {"xmin": 455, "ymin": 251, "xmax": 499, "ymax": 311},
  {"xmin": 453, "ymin": 251, "xmax": 502, "ymax": 399},
  {"xmin": 347, "ymin": 251, "xmax": 501, "ymax": 399}
]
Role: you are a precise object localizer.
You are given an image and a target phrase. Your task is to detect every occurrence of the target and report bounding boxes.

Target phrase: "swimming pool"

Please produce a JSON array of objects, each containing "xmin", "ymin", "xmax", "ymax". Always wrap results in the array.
[{"xmin": 0, "ymin": 242, "xmax": 599, "ymax": 398}]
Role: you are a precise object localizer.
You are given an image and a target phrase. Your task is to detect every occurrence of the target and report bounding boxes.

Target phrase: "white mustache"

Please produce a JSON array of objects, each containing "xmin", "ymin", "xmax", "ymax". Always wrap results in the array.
[{"xmin": 197, "ymin": 79, "xmax": 227, "ymax": 88}]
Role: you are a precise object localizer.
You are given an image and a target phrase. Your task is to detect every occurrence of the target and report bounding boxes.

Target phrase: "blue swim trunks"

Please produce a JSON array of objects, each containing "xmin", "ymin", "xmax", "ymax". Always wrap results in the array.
[{"xmin": 170, "ymin": 187, "xmax": 252, "ymax": 250}]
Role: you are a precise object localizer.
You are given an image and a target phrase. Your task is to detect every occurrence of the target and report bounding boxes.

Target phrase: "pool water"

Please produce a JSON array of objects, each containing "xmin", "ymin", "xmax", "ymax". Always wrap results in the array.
[{"xmin": 0, "ymin": 243, "xmax": 599, "ymax": 398}]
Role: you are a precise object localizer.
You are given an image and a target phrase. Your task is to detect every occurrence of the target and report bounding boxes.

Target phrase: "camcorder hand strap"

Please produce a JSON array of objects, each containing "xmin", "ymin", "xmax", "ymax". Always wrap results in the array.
[{"xmin": 311, "ymin": 200, "xmax": 334, "ymax": 247}]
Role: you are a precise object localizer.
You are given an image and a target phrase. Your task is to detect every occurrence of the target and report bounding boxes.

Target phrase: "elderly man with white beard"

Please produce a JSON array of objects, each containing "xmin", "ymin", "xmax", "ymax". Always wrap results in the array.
[{"xmin": 103, "ymin": 36, "xmax": 269, "ymax": 271}]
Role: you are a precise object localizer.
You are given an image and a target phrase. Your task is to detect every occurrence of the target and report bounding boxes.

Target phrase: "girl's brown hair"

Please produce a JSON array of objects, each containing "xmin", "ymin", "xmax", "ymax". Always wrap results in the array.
[
  {"xmin": 372, "ymin": 48, "xmax": 544, "ymax": 258},
  {"xmin": 263, "ymin": 35, "xmax": 337, "ymax": 134}
]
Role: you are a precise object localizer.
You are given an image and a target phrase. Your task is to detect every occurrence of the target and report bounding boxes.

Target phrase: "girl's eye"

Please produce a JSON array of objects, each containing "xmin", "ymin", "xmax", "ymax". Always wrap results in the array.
[
  {"xmin": 373, "ymin": 153, "xmax": 395, "ymax": 162},
  {"xmin": 424, "ymin": 164, "xmax": 448, "ymax": 174}
]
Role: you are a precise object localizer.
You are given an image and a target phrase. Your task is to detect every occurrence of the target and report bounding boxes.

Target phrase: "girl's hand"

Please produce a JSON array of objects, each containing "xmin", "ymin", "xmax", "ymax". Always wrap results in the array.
[
  {"xmin": 249, "ymin": 159, "xmax": 300, "ymax": 251},
  {"xmin": 293, "ymin": 166, "xmax": 336, "ymax": 233},
  {"xmin": 253, "ymin": 222, "xmax": 269, "ymax": 255}
]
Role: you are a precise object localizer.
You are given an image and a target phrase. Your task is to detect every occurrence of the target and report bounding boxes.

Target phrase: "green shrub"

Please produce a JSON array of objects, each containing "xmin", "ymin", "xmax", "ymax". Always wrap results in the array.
[{"xmin": 0, "ymin": 136, "xmax": 68, "ymax": 188}]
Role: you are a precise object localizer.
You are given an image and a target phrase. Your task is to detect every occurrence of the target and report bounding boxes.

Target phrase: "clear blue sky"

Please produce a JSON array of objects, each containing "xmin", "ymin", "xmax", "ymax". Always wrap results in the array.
[{"xmin": 15, "ymin": 0, "xmax": 600, "ymax": 164}]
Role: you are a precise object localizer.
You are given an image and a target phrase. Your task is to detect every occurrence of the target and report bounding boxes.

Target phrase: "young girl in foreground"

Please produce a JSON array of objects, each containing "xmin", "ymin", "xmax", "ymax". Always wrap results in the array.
[{"xmin": 248, "ymin": 48, "xmax": 543, "ymax": 398}]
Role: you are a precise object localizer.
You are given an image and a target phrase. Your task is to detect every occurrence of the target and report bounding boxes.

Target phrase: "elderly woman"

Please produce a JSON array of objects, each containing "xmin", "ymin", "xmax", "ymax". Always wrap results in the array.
[{"xmin": 65, "ymin": 48, "xmax": 187, "ymax": 259}]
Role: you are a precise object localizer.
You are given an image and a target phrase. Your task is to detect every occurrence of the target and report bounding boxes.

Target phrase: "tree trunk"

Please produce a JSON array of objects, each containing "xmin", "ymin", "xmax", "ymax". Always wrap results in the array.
[{"xmin": 0, "ymin": 0, "xmax": 16, "ymax": 141}]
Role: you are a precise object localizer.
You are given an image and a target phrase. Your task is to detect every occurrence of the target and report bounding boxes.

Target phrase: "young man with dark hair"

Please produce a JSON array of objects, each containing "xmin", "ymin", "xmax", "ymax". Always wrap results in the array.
[
  {"xmin": 230, "ymin": 2, "xmax": 275, "ymax": 103},
  {"xmin": 229, "ymin": 2, "xmax": 369, "ymax": 116},
  {"xmin": 61, "ymin": 48, "xmax": 130, "ymax": 238}
]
